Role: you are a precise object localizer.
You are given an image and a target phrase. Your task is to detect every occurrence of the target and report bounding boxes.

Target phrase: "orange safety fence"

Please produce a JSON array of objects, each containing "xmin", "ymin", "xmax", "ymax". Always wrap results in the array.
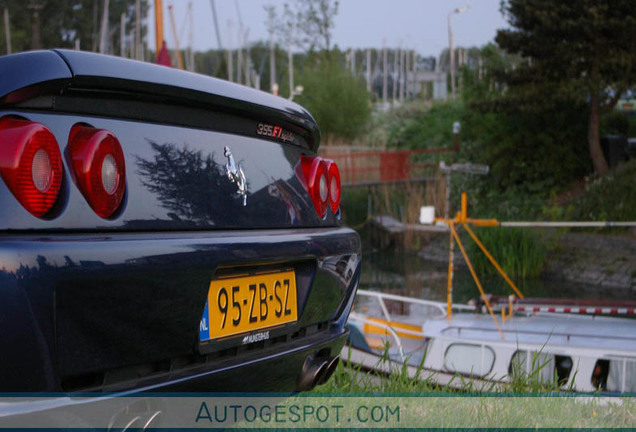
[{"xmin": 321, "ymin": 147, "xmax": 459, "ymax": 186}]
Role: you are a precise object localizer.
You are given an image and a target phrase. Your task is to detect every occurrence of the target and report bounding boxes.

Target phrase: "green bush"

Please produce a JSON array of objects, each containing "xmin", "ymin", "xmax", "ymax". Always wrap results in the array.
[
  {"xmin": 387, "ymin": 102, "xmax": 464, "ymax": 149},
  {"xmin": 572, "ymin": 158, "xmax": 636, "ymax": 223},
  {"xmin": 461, "ymin": 100, "xmax": 591, "ymax": 194},
  {"xmin": 296, "ymin": 59, "xmax": 371, "ymax": 139}
]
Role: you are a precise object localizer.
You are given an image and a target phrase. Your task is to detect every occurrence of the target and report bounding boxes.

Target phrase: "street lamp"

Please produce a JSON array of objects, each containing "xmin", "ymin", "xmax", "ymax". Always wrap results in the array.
[{"xmin": 448, "ymin": 5, "xmax": 469, "ymax": 100}]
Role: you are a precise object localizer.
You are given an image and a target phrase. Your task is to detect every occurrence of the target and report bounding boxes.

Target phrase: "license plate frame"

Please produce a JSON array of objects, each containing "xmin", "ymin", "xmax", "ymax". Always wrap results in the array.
[{"xmin": 199, "ymin": 268, "xmax": 298, "ymax": 343}]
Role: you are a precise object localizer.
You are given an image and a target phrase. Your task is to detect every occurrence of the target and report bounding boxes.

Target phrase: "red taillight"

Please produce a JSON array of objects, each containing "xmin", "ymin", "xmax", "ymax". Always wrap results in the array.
[
  {"xmin": 0, "ymin": 117, "xmax": 63, "ymax": 217},
  {"xmin": 299, "ymin": 155, "xmax": 341, "ymax": 218},
  {"xmin": 325, "ymin": 159, "xmax": 341, "ymax": 214},
  {"xmin": 300, "ymin": 155, "xmax": 329, "ymax": 218},
  {"xmin": 68, "ymin": 124, "xmax": 126, "ymax": 219}
]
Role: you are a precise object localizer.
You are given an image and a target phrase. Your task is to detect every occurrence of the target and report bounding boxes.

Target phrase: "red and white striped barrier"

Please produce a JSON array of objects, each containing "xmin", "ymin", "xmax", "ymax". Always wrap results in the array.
[{"xmin": 515, "ymin": 305, "xmax": 635, "ymax": 315}]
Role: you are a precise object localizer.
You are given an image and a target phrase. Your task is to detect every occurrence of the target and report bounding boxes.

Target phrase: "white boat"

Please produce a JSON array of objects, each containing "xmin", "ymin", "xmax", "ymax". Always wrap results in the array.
[{"xmin": 343, "ymin": 289, "xmax": 636, "ymax": 393}]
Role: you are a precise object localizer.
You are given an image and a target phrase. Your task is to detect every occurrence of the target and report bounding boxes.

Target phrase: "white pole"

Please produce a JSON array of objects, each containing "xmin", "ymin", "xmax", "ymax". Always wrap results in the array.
[
  {"xmin": 288, "ymin": 44, "xmax": 293, "ymax": 97},
  {"xmin": 448, "ymin": 12, "xmax": 455, "ymax": 100},
  {"xmin": 448, "ymin": 6, "xmax": 469, "ymax": 100},
  {"xmin": 244, "ymin": 28, "xmax": 252, "ymax": 87},
  {"xmin": 399, "ymin": 49, "xmax": 405, "ymax": 103},
  {"xmin": 3, "ymin": 7, "xmax": 11, "ymax": 55},
  {"xmin": 499, "ymin": 221, "xmax": 636, "ymax": 228},
  {"xmin": 120, "ymin": 12, "xmax": 125, "ymax": 57},
  {"xmin": 187, "ymin": 1, "xmax": 194, "ymax": 71},
  {"xmin": 366, "ymin": 49, "xmax": 371, "ymax": 93},
  {"xmin": 382, "ymin": 41, "xmax": 388, "ymax": 107},
  {"xmin": 350, "ymin": 49, "xmax": 355, "ymax": 75},
  {"xmin": 236, "ymin": 26, "xmax": 242, "ymax": 84},
  {"xmin": 99, "ymin": 0, "xmax": 109, "ymax": 54},
  {"xmin": 269, "ymin": 31, "xmax": 276, "ymax": 93},
  {"xmin": 392, "ymin": 47, "xmax": 398, "ymax": 105},
  {"xmin": 227, "ymin": 20, "xmax": 233, "ymax": 82},
  {"xmin": 405, "ymin": 48, "xmax": 410, "ymax": 99}
]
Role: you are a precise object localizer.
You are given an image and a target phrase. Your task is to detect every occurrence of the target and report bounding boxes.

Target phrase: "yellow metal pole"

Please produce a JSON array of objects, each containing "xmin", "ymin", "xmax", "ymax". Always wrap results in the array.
[
  {"xmin": 450, "ymin": 224, "xmax": 504, "ymax": 340},
  {"xmin": 462, "ymin": 223, "xmax": 525, "ymax": 299},
  {"xmin": 154, "ymin": 0, "xmax": 164, "ymax": 55},
  {"xmin": 461, "ymin": 192, "xmax": 467, "ymax": 223},
  {"xmin": 446, "ymin": 222, "xmax": 455, "ymax": 319},
  {"xmin": 466, "ymin": 218, "xmax": 499, "ymax": 227}
]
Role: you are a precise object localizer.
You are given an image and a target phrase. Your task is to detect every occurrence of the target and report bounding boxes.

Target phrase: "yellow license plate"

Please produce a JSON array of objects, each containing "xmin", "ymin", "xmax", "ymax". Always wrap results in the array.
[{"xmin": 199, "ymin": 270, "xmax": 298, "ymax": 342}]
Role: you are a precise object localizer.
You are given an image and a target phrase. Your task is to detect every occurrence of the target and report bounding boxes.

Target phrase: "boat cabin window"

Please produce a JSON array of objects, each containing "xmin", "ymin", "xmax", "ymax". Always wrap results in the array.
[
  {"xmin": 594, "ymin": 358, "xmax": 636, "ymax": 392},
  {"xmin": 509, "ymin": 351, "xmax": 572, "ymax": 386},
  {"xmin": 444, "ymin": 343, "xmax": 495, "ymax": 376}
]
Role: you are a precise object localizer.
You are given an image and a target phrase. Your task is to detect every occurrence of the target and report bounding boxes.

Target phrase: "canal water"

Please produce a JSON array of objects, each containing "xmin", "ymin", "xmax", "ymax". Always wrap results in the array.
[{"xmin": 360, "ymin": 250, "xmax": 632, "ymax": 304}]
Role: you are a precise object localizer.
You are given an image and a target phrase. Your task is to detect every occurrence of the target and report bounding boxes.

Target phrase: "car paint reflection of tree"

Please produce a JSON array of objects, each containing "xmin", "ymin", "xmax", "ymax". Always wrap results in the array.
[
  {"xmin": 135, "ymin": 141, "xmax": 311, "ymax": 228},
  {"xmin": 135, "ymin": 141, "xmax": 245, "ymax": 226}
]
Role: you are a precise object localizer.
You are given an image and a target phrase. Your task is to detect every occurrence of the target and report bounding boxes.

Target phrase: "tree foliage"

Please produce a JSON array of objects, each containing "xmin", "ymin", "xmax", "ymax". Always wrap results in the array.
[
  {"xmin": 295, "ymin": 57, "xmax": 370, "ymax": 139},
  {"xmin": 266, "ymin": 0, "xmax": 338, "ymax": 53},
  {"xmin": 0, "ymin": 0, "xmax": 148, "ymax": 55},
  {"xmin": 495, "ymin": 0, "xmax": 636, "ymax": 176}
]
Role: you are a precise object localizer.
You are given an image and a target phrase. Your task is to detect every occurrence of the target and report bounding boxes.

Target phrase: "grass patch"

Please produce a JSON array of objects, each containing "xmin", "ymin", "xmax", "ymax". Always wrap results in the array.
[{"xmin": 464, "ymin": 227, "xmax": 546, "ymax": 279}]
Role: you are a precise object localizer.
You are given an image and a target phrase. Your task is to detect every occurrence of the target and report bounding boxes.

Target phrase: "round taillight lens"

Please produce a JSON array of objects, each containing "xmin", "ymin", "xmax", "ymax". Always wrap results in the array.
[
  {"xmin": 32, "ymin": 149, "xmax": 53, "ymax": 192},
  {"xmin": 0, "ymin": 117, "xmax": 63, "ymax": 217},
  {"xmin": 101, "ymin": 154, "xmax": 119, "ymax": 195},
  {"xmin": 318, "ymin": 171, "xmax": 328, "ymax": 202},
  {"xmin": 325, "ymin": 159, "xmax": 341, "ymax": 213},
  {"xmin": 68, "ymin": 124, "xmax": 126, "ymax": 219}
]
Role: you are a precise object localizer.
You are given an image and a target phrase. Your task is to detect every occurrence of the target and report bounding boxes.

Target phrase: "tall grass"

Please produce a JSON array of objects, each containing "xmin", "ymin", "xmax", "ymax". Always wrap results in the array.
[
  {"xmin": 317, "ymin": 347, "xmax": 565, "ymax": 394},
  {"xmin": 465, "ymin": 227, "xmax": 546, "ymax": 279}
]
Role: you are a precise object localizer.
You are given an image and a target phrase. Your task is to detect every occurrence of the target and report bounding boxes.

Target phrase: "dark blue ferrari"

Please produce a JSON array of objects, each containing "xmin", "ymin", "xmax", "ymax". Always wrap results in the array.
[{"xmin": 0, "ymin": 50, "xmax": 361, "ymax": 393}]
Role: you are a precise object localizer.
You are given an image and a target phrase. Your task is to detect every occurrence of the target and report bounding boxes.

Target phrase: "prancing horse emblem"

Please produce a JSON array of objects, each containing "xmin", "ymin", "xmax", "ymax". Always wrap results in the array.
[{"xmin": 224, "ymin": 146, "xmax": 247, "ymax": 206}]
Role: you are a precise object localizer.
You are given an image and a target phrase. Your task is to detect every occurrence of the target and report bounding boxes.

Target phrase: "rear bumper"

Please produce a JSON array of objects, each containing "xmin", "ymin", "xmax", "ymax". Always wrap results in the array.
[
  {"xmin": 0, "ymin": 227, "xmax": 360, "ymax": 392},
  {"xmin": 0, "ymin": 330, "xmax": 347, "ymax": 425}
]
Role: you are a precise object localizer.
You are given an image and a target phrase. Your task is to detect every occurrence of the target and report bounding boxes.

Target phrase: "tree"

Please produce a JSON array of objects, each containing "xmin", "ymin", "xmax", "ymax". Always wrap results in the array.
[
  {"xmin": 496, "ymin": 0, "xmax": 636, "ymax": 176},
  {"xmin": 0, "ymin": 0, "xmax": 148, "ymax": 56},
  {"xmin": 295, "ymin": 57, "xmax": 371, "ymax": 139},
  {"xmin": 267, "ymin": 0, "xmax": 338, "ymax": 54}
]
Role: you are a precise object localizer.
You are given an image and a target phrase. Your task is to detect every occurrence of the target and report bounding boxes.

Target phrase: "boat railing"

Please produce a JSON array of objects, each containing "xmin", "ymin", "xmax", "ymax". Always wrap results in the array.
[
  {"xmin": 351, "ymin": 289, "xmax": 474, "ymax": 363},
  {"xmin": 349, "ymin": 311, "xmax": 411, "ymax": 361},
  {"xmin": 355, "ymin": 289, "xmax": 473, "ymax": 322}
]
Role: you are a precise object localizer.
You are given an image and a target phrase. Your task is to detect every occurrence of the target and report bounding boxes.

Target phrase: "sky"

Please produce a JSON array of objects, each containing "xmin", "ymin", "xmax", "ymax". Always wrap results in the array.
[{"xmin": 151, "ymin": 0, "xmax": 509, "ymax": 57}]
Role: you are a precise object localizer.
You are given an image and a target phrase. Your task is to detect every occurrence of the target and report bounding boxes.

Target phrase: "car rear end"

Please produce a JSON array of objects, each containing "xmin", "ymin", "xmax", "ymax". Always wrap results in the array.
[{"xmin": 0, "ymin": 50, "xmax": 360, "ymax": 394}]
